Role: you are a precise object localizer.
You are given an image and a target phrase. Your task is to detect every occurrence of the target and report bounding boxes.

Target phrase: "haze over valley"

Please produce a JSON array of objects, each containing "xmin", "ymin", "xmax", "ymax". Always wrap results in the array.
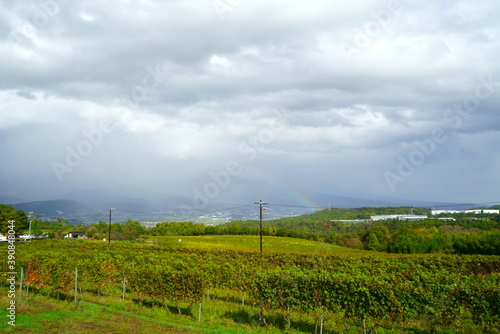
[{"xmin": 1, "ymin": 1, "xmax": 499, "ymax": 223}]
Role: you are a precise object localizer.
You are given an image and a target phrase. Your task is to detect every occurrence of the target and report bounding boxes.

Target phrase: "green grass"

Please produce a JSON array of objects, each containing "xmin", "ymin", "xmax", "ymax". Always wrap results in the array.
[
  {"xmin": 0, "ymin": 286, "xmax": 323, "ymax": 334},
  {"xmin": 0, "ymin": 239, "xmax": 490, "ymax": 333},
  {"xmin": 145, "ymin": 235, "xmax": 367, "ymax": 254},
  {"xmin": 3, "ymin": 284, "xmax": 480, "ymax": 334}
]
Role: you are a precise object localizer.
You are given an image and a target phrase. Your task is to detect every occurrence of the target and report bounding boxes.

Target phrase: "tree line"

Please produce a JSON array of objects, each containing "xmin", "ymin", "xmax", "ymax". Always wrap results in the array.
[
  {"xmin": 3, "ymin": 204, "xmax": 499, "ymax": 255},
  {"xmin": 75, "ymin": 215, "xmax": 500, "ymax": 255}
]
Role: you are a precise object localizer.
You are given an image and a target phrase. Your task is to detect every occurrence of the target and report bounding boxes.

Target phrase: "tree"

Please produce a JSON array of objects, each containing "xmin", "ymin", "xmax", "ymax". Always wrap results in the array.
[
  {"xmin": 0, "ymin": 205, "xmax": 29, "ymax": 234},
  {"xmin": 83, "ymin": 220, "xmax": 111, "ymax": 240},
  {"xmin": 227, "ymin": 221, "xmax": 242, "ymax": 234},
  {"xmin": 192, "ymin": 223, "xmax": 206, "ymax": 235},
  {"xmin": 389, "ymin": 228, "xmax": 414, "ymax": 253},
  {"xmin": 31, "ymin": 217, "xmax": 43, "ymax": 236},
  {"xmin": 267, "ymin": 226, "xmax": 278, "ymax": 236},
  {"xmin": 364, "ymin": 224, "xmax": 390, "ymax": 251},
  {"xmin": 85, "ymin": 224, "xmax": 100, "ymax": 239},
  {"xmin": 122, "ymin": 220, "xmax": 146, "ymax": 240},
  {"xmin": 365, "ymin": 232, "xmax": 382, "ymax": 251},
  {"xmin": 51, "ymin": 217, "xmax": 70, "ymax": 236}
]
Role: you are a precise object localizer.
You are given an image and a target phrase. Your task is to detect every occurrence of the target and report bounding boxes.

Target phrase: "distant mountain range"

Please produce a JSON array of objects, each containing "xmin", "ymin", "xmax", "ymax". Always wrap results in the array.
[
  {"xmin": 11, "ymin": 199, "xmax": 89, "ymax": 216},
  {"xmin": 1, "ymin": 176, "xmax": 494, "ymax": 224}
]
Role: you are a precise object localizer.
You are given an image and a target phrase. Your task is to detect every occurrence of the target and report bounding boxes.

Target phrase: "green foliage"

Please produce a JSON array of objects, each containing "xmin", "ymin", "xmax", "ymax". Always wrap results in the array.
[
  {"xmin": 78, "ymin": 206, "xmax": 500, "ymax": 255},
  {"xmin": 128, "ymin": 265, "xmax": 206, "ymax": 307},
  {"xmin": 83, "ymin": 220, "xmax": 146, "ymax": 241},
  {"xmin": 6, "ymin": 240, "xmax": 500, "ymax": 333},
  {"xmin": 150, "ymin": 221, "xmax": 206, "ymax": 236},
  {"xmin": 120, "ymin": 220, "xmax": 147, "ymax": 240},
  {"xmin": 363, "ymin": 224, "xmax": 391, "ymax": 251},
  {"xmin": 364, "ymin": 232, "xmax": 382, "ymax": 251},
  {"xmin": 231, "ymin": 211, "xmax": 500, "ymax": 255},
  {"xmin": 276, "ymin": 206, "xmax": 429, "ymax": 222},
  {"xmin": 0, "ymin": 204, "xmax": 29, "ymax": 234},
  {"xmin": 451, "ymin": 232, "xmax": 500, "ymax": 255},
  {"xmin": 36, "ymin": 217, "xmax": 71, "ymax": 236}
]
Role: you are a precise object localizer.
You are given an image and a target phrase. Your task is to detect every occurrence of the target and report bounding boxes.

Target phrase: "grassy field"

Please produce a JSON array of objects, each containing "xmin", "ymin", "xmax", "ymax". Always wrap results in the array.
[
  {"xmin": 3, "ymin": 237, "xmax": 492, "ymax": 333},
  {"xmin": 0, "ymin": 236, "xmax": 369, "ymax": 334},
  {"xmin": 0, "ymin": 288, "xmax": 267, "ymax": 334},
  {"xmin": 145, "ymin": 235, "xmax": 367, "ymax": 254},
  {"xmin": 0, "ymin": 236, "xmax": 371, "ymax": 334}
]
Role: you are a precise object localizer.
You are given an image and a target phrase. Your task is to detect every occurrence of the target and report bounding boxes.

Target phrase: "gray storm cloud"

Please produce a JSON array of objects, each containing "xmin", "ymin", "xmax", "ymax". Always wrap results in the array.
[{"xmin": 0, "ymin": 0, "xmax": 499, "ymax": 205}]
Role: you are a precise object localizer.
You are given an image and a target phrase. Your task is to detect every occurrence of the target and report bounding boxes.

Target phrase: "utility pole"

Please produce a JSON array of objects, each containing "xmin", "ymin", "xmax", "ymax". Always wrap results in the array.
[
  {"xmin": 108, "ymin": 208, "xmax": 115, "ymax": 244},
  {"xmin": 28, "ymin": 211, "xmax": 33, "ymax": 241},
  {"xmin": 255, "ymin": 200, "xmax": 267, "ymax": 253}
]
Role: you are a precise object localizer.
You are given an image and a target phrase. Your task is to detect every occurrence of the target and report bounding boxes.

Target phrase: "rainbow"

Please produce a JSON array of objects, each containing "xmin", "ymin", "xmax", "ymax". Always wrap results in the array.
[{"xmin": 244, "ymin": 166, "xmax": 322, "ymax": 212}]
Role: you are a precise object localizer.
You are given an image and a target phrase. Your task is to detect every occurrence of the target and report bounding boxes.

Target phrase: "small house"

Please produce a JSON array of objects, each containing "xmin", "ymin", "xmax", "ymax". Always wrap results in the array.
[{"xmin": 64, "ymin": 231, "xmax": 87, "ymax": 239}]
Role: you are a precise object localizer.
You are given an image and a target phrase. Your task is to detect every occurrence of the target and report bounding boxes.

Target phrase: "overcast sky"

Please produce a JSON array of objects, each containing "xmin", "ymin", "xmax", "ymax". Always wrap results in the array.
[{"xmin": 1, "ymin": 0, "xmax": 499, "ymax": 207}]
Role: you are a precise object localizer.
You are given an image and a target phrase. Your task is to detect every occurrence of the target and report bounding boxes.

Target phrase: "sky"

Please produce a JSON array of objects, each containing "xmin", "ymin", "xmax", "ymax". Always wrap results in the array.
[{"xmin": 1, "ymin": 0, "xmax": 499, "ymax": 208}]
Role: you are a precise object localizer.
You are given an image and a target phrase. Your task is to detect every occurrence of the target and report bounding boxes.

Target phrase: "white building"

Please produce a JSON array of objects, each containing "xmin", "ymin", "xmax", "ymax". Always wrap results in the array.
[
  {"xmin": 64, "ymin": 232, "xmax": 87, "ymax": 239},
  {"xmin": 371, "ymin": 215, "xmax": 428, "ymax": 221},
  {"xmin": 431, "ymin": 210, "xmax": 461, "ymax": 215},
  {"xmin": 432, "ymin": 209, "xmax": 499, "ymax": 215},
  {"xmin": 464, "ymin": 209, "xmax": 500, "ymax": 214}
]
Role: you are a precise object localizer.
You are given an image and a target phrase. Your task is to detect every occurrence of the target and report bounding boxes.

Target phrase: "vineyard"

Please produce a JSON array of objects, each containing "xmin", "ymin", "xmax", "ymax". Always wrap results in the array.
[{"xmin": 1, "ymin": 239, "xmax": 500, "ymax": 333}]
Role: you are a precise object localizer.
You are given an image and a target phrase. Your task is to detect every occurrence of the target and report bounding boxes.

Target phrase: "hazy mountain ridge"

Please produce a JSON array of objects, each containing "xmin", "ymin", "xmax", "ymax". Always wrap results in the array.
[
  {"xmin": 11, "ymin": 199, "xmax": 89, "ymax": 216},
  {"xmin": 1, "ymin": 181, "xmax": 485, "ymax": 225}
]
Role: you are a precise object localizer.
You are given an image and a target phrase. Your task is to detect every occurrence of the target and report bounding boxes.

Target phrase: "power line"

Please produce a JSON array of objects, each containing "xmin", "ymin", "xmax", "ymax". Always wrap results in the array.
[
  {"xmin": 209, "ymin": 203, "xmax": 255, "ymax": 212},
  {"xmin": 430, "ymin": 201, "xmax": 500, "ymax": 209},
  {"xmin": 269, "ymin": 201, "xmax": 500, "ymax": 211},
  {"xmin": 185, "ymin": 203, "xmax": 256, "ymax": 216},
  {"xmin": 267, "ymin": 203, "xmax": 327, "ymax": 210},
  {"xmin": 112, "ymin": 207, "xmax": 152, "ymax": 214},
  {"xmin": 112, "ymin": 203, "xmax": 255, "ymax": 215},
  {"xmin": 102, "ymin": 199, "xmax": 500, "ymax": 221}
]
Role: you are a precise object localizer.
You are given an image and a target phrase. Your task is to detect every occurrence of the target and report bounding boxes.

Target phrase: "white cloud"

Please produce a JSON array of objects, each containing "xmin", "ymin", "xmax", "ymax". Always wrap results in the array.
[
  {"xmin": 116, "ymin": 110, "xmax": 166, "ymax": 134},
  {"xmin": 1, "ymin": 0, "xmax": 499, "ymax": 204},
  {"xmin": 79, "ymin": 12, "xmax": 95, "ymax": 22},
  {"xmin": 209, "ymin": 54, "xmax": 232, "ymax": 68}
]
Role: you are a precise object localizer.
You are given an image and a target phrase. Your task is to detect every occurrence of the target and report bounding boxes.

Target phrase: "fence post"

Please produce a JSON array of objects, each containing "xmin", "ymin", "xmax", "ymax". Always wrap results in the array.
[
  {"xmin": 320, "ymin": 306, "xmax": 324, "ymax": 334},
  {"xmin": 74, "ymin": 268, "xmax": 78, "ymax": 307},
  {"xmin": 122, "ymin": 276, "xmax": 126, "ymax": 301},
  {"xmin": 18, "ymin": 268, "xmax": 24, "ymax": 304}
]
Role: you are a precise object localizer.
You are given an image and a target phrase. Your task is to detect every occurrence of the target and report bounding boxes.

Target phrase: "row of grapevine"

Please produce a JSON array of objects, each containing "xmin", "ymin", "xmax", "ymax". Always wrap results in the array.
[
  {"xmin": 4, "ymin": 240, "xmax": 499, "ymax": 332},
  {"xmin": 252, "ymin": 269, "xmax": 500, "ymax": 332},
  {"xmin": 128, "ymin": 265, "xmax": 205, "ymax": 312}
]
